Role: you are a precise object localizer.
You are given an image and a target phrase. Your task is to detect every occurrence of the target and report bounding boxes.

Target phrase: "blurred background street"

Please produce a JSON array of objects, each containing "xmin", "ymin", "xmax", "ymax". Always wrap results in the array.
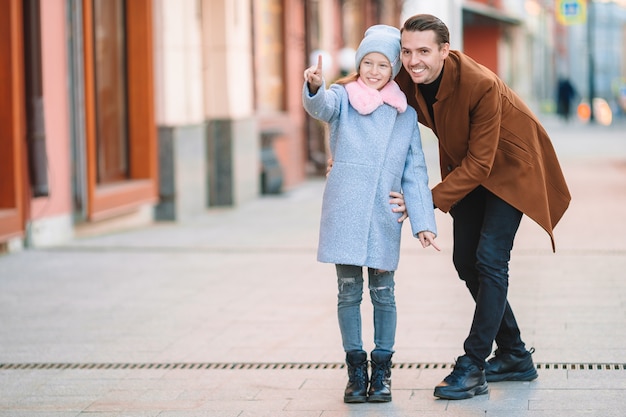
[
  {"xmin": 1, "ymin": 0, "xmax": 626, "ymax": 415},
  {"xmin": 3, "ymin": 0, "xmax": 626, "ymax": 251}
]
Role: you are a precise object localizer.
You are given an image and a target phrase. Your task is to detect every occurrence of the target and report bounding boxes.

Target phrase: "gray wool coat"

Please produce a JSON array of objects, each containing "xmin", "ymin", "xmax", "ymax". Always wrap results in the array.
[{"xmin": 303, "ymin": 81, "xmax": 437, "ymax": 271}]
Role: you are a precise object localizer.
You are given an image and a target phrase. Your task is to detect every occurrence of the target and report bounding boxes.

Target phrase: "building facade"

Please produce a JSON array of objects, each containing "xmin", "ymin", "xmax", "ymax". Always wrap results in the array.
[
  {"xmin": 0, "ymin": 0, "xmax": 403, "ymax": 252},
  {"xmin": 5, "ymin": 0, "xmax": 603, "ymax": 253}
]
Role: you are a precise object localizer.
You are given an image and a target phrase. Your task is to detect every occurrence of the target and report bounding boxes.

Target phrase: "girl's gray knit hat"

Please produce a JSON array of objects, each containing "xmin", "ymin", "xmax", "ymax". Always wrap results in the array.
[{"xmin": 354, "ymin": 24, "xmax": 402, "ymax": 78}]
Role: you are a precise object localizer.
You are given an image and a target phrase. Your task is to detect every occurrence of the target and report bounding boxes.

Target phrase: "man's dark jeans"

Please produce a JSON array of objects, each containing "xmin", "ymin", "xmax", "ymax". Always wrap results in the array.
[{"xmin": 450, "ymin": 186, "xmax": 527, "ymax": 367}]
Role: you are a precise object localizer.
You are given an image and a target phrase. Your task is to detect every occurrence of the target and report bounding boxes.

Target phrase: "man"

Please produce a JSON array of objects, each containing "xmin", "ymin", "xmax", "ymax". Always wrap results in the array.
[{"xmin": 395, "ymin": 14, "xmax": 571, "ymax": 400}]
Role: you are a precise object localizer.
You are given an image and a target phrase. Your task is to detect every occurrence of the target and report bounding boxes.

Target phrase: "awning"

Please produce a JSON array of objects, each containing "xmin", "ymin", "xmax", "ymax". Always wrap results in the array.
[{"xmin": 463, "ymin": 1, "xmax": 522, "ymax": 26}]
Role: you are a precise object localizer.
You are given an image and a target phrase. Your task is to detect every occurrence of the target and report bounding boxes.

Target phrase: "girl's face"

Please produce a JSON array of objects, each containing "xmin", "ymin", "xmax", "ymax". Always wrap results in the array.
[{"xmin": 358, "ymin": 52, "xmax": 393, "ymax": 90}]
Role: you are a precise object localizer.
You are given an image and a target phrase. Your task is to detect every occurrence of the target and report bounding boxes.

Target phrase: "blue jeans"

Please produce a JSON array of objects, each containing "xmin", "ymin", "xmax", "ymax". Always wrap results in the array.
[
  {"xmin": 450, "ymin": 186, "xmax": 526, "ymax": 366},
  {"xmin": 335, "ymin": 264, "xmax": 396, "ymax": 354}
]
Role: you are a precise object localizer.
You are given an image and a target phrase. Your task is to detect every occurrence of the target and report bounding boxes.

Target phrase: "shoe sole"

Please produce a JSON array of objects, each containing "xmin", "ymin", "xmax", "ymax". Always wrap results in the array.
[
  {"xmin": 433, "ymin": 382, "xmax": 488, "ymax": 400},
  {"xmin": 486, "ymin": 368, "xmax": 538, "ymax": 383},
  {"xmin": 344, "ymin": 396, "xmax": 367, "ymax": 403},
  {"xmin": 367, "ymin": 395, "xmax": 392, "ymax": 402}
]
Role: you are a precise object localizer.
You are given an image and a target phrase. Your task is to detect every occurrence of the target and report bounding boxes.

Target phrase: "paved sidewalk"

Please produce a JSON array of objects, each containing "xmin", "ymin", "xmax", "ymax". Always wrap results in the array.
[{"xmin": 0, "ymin": 118, "xmax": 625, "ymax": 416}]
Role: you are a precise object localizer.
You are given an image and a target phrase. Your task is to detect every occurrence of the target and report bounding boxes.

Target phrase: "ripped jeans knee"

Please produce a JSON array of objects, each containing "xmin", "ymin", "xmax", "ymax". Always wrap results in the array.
[
  {"xmin": 335, "ymin": 264, "xmax": 397, "ymax": 353},
  {"xmin": 369, "ymin": 268, "xmax": 396, "ymax": 310},
  {"xmin": 336, "ymin": 265, "xmax": 364, "ymax": 308}
]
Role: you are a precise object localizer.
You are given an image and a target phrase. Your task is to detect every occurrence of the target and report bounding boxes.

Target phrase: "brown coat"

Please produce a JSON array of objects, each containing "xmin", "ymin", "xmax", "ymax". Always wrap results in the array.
[{"xmin": 396, "ymin": 50, "xmax": 571, "ymax": 251}]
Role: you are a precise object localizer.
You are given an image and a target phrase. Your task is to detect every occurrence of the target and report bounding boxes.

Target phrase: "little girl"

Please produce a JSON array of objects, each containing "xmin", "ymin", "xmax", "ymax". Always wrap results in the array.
[{"xmin": 302, "ymin": 25, "xmax": 439, "ymax": 403}]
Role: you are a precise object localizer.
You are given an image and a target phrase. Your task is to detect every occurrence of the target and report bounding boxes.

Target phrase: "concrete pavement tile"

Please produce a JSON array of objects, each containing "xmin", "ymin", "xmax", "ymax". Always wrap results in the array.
[
  {"xmin": 175, "ymin": 385, "xmax": 263, "ymax": 402},
  {"xmin": 528, "ymin": 366, "xmax": 626, "ymax": 391},
  {"xmin": 30, "ymin": 379, "xmax": 119, "ymax": 397},
  {"xmin": 396, "ymin": 367, "xmax": 454, "ymax": 390},
  {"xmin": 397, "ymin": 388, "xmax": 451, "ymax": 411},
  {"xmin": 481, "ymin": 386, "xmax": 532, "ymax": 410},
  {"xmin": 528, "ymin": 389, "xmax": 626, "ymax": 410},
  {"xmin": 84, "ymin": 397, "xmax": 207, "ymax": 413},
  {"xmin": 487, "ymin": 380, "xmax": 535, "ymax": 392},
  {"xmin": 395, "ymin": 348, "xmax": 465, "ymax": 365},
  {"xmin": 383, "ymin": 368, "xmax": 428, "ymax": 390},
  {"xmin": 565, "ymin": 369, "xmax": 626, "ymax": 389},
  {"xmin": 520, "ymin": 369, "xmax": 565, "ymax": 389},
  {"xmin": 83, "ymin": 413, "xmax": 159, "ymax": 417},
  {"xmin": 0, "ymin": 413, "xmax": 83, "ymax": 417},
  {"xmin": 437, "ymin": 392, "xmax": 491, "ymax": 412},
  {"xmin": 121, "ymin": 368, "xmax": 174, "ymax": 381},
  {"xmin": 292, "ymin": 370, "xmax": 346, "ymax": 391},
  {"xmin": 284, "ymin": 392, "xmax": 384, "ymax": 412},
  {"xmin": 158, "ymin": 368, "xmax": 230, "ymax": 385},
  {"xmin": 158, "ymin": 412, "xmax": 239, "ymax": 417},
  {"xmin": 486, "ymin": 411, "xmax": 623, "ymax": 417},
  {"xmin": 114, "ymin": 377, "xmax": 204, "ymax": 392},
  {"xmin": 254, "ymin": 387, "xmax": 327, "ymax": 402},
  {"xmin": 178, "ymin": 388, "xmax": 263, "ymax": 402},
  {"xmin": 51, "ymin": 368, "xmax": 135, "ymax": 381},
  {"xmin": 283, "ymin": 386, "xmax": 449, "ymax": 413},
  {"xmin": 2, "ymin": 394, "xmax": 96, "ymax": 412},
  {"xmin": 192, "ymin": 398, "xmax": 289, "ymax": 412},
  {"xmin": 91, "ymin": 388, "xmax": 146, "ymax": 402},
  {"xmin": 202, "ymin": 368, "xmax": 335, "ymax": 391},
  {"xmin": 239, "ymin": 412, "xmax": 321, "ymax": 417},
  {"xmin": 320, "ymin": 412, "xmax": 451, "ymax": 417},
  {"xmin": 137, "ymin": 389, "xmax": 186, "ymax": 402},
  {"xmin": 0, "ymin": 370, "xmax": 51, "ymax": 397}
]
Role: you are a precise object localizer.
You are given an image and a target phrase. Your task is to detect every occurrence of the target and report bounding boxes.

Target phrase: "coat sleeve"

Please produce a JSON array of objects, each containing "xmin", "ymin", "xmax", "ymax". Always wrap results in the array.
[
  {"xmin": 432, "ymin": 80, "xmax": 501, "ymax": 212},
  {"xmin": 402, "ymin": 122, "xmax": 437, "ymax": 238},
  {"xmin": 302, "ymin": 81, "xmax": 342, "ymax": 124}
]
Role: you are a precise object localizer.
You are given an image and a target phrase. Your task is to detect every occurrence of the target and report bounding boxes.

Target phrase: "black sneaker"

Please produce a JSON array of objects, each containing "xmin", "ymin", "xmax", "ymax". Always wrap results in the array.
[
  {"xmin": 434, "ymin": 356, "xmax": 488, "ymax": 400},
  {"xmin": 485, "ymin": 347, "xmax": 538, "ymax": 382}
]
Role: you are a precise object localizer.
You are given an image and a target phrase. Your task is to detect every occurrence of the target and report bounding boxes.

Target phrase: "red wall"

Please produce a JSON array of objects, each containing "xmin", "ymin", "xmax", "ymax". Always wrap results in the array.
[{"xmin": 463, "ymin": 25, "xmax": 500, "ymax": 74}]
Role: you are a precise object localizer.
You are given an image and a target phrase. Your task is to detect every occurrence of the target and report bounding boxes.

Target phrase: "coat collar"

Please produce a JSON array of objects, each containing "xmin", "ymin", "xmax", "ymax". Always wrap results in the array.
[
  {"xmin": 435, "ymin": 51, "xmax": 461, "ymax": 103},
  {"xmin": 412, "ymin": 51, "xmax": 461, "ymax": 134}
]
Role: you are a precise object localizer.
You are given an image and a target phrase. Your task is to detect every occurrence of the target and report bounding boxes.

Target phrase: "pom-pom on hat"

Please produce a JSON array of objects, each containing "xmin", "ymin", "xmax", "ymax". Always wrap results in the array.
[{"xmin": 354, "ymin": 24, "xmax": 402, "ymax": 79}]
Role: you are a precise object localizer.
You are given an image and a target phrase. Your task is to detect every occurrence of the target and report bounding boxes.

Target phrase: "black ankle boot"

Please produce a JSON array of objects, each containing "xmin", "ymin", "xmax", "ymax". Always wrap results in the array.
[
  {"xmin": 368, "ymin": 350, "xmax": 392, "ymax": 402},
  {"xmin": 344, "ymin": 350, "xmax": 368, "ymax": 403}
]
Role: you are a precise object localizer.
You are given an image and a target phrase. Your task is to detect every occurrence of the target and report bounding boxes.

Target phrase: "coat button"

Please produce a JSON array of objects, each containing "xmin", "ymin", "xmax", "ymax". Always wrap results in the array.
[{"xmin": 447, "ymin": 164, "xmax": 453, "ymax": 172}]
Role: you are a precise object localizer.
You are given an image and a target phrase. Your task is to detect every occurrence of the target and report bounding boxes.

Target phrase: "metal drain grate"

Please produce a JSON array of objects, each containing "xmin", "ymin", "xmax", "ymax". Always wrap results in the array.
[
  {"xmin": 536, "ymin": 363, "xmax": 626, "ymax": 370},
  {"xmin": 0, "ymin": 362, "xmax": 624, "ymax": 371},
  {"xmin": 0, "ymin": 362, "xmax": 344, "ymax": 371}
]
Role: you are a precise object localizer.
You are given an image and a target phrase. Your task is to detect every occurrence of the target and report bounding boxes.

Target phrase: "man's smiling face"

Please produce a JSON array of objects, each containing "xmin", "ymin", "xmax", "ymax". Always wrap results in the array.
[{"xmin": 401, "ymin": 29, "xmax": 449, "ymax": 85}]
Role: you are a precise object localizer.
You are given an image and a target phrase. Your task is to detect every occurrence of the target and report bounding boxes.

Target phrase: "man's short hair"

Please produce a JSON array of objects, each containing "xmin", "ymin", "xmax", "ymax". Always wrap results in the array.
[{"xmin": 402, "ymin": 14, "xmax": 450, "ymax": 46}]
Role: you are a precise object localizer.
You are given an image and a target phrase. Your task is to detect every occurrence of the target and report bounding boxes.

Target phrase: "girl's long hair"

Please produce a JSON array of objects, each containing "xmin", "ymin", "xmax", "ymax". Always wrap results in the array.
[{"xmin": 334, "ymin": 72, "xmax": 359, "ymax": 86}]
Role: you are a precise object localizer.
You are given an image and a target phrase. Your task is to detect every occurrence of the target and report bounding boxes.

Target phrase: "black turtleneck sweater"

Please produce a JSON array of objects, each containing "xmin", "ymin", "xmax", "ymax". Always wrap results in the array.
[{"xmin": 417, "ymin": 65, "xmax": 444, "ymax": 125}]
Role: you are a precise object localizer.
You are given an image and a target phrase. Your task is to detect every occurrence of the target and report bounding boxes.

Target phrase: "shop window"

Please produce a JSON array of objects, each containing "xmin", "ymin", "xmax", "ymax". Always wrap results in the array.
[
  {"xmin": 82, "ymin": 0, "xmax": 157, "ymax": 220},
  {"xmin": 93, "ymin": 0, "xmax": 129, "ymax": 184}
]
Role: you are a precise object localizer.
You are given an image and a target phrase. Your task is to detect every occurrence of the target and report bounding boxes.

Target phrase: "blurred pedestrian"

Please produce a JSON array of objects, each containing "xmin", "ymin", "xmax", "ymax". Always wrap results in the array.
[
  {"xmin": 396, "ymin": 14, "xmax": 571, "ymax": 400},
  {"xmin": 302, "ymin": 24, "xmax": 440, "ymax": 403},
  {"xmin": 556, "ymin": 77, "xmax": 578, "ymax": 121}
]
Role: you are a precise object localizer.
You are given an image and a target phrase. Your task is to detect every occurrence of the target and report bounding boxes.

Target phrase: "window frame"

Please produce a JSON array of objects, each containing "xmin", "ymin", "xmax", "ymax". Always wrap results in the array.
[
  {"xmin": 0, "ymin": 0, "xmax": 27, "ymax": 241},
  {"xmin": 82, "ymin": 0, "xmax": 157, "ymax": 221}
]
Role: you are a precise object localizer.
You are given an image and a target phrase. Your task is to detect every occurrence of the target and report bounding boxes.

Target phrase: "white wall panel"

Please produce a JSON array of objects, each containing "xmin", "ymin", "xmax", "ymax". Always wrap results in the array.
[{"xmin": 153, "ymin": 0, "xmax": 204, "ymax": 125}]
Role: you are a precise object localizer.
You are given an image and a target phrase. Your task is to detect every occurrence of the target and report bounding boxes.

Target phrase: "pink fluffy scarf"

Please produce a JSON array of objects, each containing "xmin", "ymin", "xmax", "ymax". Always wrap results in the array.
[{"xmin": 344, "ymin": 77, "xmax": 407, "ymax": 115}]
